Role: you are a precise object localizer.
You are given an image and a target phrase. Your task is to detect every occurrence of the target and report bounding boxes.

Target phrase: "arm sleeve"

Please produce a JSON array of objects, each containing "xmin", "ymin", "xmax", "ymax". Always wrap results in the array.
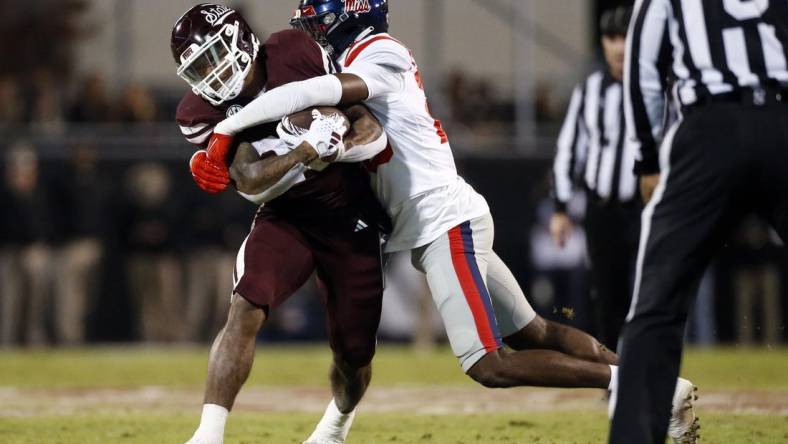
[
  {"xmin": 336, "ymin": 132, "xmax": 388, "ymax": 163},
  {"xmin": 552, "ymin": 84, "xmax": 587, "ymax": 212},
  {"xmin": 214, "ymin": 74, "xmax": 344, "ymax": 136},
  {"xmin": 624, "ymin": 0, "xmax": 672, "ymax": 175}
]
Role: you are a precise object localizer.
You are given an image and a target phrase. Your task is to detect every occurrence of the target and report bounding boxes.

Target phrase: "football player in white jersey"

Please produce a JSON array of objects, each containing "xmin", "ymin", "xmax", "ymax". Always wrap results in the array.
[{"xmin": 190, "ymin": 1, "xmax": 697, "ymax": 441}]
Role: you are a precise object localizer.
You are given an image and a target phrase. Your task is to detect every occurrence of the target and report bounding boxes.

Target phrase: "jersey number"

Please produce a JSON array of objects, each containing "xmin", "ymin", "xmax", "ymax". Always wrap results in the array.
[
  {"xmin": 723, "ymin": 0, "xmax": 768, "ymax": 20},
  {"xmin": 414, "ymin": 70, "xmax": 449, "ymax": 144},
  {"xmin": 367, "ymin": 67, "xmax": 448, "ymax": 172},
  {"xmin": 717, "ymin": 0, "xmax": 780, "ymax": 86}
]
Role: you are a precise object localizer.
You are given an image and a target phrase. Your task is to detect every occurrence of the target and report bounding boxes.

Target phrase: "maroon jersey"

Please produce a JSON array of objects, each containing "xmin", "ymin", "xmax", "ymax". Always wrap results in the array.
[
  {"xmin": 178, "ymin": 32, "xmax": 387, "ymax": 366},
  {"xmin": 176, "ymin": 29, "xmax": 383, "ymax": 223}
]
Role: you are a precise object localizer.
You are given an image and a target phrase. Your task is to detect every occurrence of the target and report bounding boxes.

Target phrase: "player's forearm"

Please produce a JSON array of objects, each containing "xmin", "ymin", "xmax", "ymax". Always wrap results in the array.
[
  {"xmin": 215, "ymin": 75, "xmax": 344, "ymax": 136},
  {"xmin": 230, "ymin": 143, "xmax": 317, "ymax": 195},
  {"xmin": 337, "ymin": 104, "xmax": 387, "ymax": 162}
]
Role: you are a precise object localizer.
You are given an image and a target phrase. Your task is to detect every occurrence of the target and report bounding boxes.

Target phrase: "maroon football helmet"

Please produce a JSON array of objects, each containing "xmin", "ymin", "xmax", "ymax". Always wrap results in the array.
[{"xmin": 171, "ymin": 3, "xmax": 260, "ymax": 105}]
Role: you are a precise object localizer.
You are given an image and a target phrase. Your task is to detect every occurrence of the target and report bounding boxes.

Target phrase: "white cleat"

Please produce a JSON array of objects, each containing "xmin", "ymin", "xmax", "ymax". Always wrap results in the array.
[
  {"xmin": 303, "ymin": 399, "xmax": 355, "ymax": 444},
  {"xmin": 184, "ymin": 433, "xmax": 223, "ymax": 444},
  {"xmin": 185, "ymin": 439, "xmax": 222, "ymax": 444},
  {"xmin": 669, "ymin": 378, "xmax": 700, "ymax": 444}
]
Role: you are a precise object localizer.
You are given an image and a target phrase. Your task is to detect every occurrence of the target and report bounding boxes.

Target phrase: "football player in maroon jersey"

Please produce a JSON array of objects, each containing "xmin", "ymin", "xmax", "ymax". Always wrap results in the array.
[{"xmin": 171, "ymin": 4, "xmax": 389, "ymax": 443}]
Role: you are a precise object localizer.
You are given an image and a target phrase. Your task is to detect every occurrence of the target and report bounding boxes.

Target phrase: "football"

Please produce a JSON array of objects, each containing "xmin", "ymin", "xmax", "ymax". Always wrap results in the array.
[
  {"xmin": 285, "ymin": 106, "xmax": 350, "ymax": 136},
  {"xmin": 285, "ymin": 107, "xmax": 350, "ymax": 163}
]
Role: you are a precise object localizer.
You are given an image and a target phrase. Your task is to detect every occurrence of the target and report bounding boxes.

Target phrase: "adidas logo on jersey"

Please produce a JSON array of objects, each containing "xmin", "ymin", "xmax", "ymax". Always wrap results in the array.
[{"xmin": 354, "ymin": 219, "xmax": 369, "ymax": 232}]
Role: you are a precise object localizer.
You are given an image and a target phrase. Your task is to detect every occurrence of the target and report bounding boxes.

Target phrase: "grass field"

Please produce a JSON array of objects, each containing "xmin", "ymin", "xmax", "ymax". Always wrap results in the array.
[{"xmin": 0, "ymin": 345, "xmax": 786, "ymax": 443}]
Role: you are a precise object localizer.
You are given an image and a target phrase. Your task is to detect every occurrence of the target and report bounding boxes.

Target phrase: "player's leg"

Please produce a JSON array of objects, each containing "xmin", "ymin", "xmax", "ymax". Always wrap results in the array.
[
  {"xmin": 609, "ymin": 112, "xmax": 749, "ymax": 444},
  {"xmin": 329, "ymin": 354, "xmax": 372, "ymax": 413},
  {"xmin": 412, "ymin": 214, "xmax": 613, "ymax": 389},
  {"xmin": 319, "ymin": 261, "xmax": 381, "ymax": 415},
  {"xmin": 201, "ymin": 296, "xmax": 264, "ymax": 407},
  {"xmin": 303, "ymin": 216, "xmax": 384, "ymax": 444},
  {"xmin": 187, "ymin": 215, "xmax": 316, "ymax": 444},
  {"xmin": 487, "ymin": 251, "xmax": 617, "ymax": 365}
]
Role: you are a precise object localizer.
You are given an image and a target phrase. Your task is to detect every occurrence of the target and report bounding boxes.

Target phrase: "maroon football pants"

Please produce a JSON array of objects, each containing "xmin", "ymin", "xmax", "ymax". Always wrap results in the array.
[{"xmin": 233, "ymin": 206, "xmax": 384, "ymax": 368}]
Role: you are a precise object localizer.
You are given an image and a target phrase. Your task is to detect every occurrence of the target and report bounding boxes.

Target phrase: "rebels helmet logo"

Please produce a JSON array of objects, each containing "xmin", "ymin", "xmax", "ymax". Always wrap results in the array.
[
  {"xmin": 201, "ymin": 4, "xmax": 233, "ymax": 25},
  {"xmin": 344, "ymin": 0, "xmax": 371, "ymax": 13}
]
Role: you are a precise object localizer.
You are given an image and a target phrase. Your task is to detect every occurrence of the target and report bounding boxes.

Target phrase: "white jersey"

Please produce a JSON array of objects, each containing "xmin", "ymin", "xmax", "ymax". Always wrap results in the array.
[{"xmin": 339, "ymin": 32, "xmax": 489, "ymax": 252}]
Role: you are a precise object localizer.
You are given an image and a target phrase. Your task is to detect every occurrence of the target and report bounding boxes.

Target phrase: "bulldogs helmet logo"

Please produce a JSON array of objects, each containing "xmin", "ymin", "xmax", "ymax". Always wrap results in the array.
[
  {"xmin": 344, "ymin": 0, "xmax": 371, "ymax": 13},
  {"xmin": 200, "ymin": 4, "xmax": 233, "ymax": 25}
]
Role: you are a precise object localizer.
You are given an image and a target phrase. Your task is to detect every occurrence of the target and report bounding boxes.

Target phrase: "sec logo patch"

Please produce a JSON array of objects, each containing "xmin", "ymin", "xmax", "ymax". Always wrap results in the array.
[{"xmin": 226, "ymin": 105, "xmax": 243, "ymax": 117}]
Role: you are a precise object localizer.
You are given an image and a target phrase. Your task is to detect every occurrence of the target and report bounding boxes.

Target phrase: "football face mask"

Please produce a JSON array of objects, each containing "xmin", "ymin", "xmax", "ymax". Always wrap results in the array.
[{"xmin": 177, "ymin": 21, "xmax": 253, "ymax": 106}]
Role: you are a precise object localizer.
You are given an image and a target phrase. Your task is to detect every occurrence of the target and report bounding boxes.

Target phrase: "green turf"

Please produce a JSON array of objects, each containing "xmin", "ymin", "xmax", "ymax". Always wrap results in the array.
[
  {"xmin": 0, "ymin": 345, "xmax": 785, "ymax": 390},
  {"xmin": 0, "ymin": 411, "xmax": 784, "ymax": 444},
  {"xmin": 0, "ymin": 346, "xmax": 786, "ymax": 443}
]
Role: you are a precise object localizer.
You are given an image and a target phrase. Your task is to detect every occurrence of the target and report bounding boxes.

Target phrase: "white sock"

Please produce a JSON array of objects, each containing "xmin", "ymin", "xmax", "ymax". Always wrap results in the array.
[
  {"xmin": 608, "ymin": 365, "xmax": 619, "ymax": 391},
  {"xmin": 305, "ymin": 398, "xmax": 356, "ymax": 443},
  {"xmin": 607, "ymin": 365, "xmax": 619, "ymax": 419},
  {"xmin": 190, "ymin": 404, "xmax": 228, "ymax": 443}
]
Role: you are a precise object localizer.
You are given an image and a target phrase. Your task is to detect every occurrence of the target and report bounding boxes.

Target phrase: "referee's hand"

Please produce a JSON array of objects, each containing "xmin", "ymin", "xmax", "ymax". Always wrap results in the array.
[
  {"xmin": 550, "ymin": 213, "xmax": 573, "ymax": 248},
  {"xmin": 640, "ymin": 174, "xmax": 660, "ymax": 204}
]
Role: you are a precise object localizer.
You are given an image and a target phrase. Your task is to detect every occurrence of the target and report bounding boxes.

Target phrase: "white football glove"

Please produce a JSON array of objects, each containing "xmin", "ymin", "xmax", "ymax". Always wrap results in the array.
[{"xmin": 276, "ymin": 109, "xmax": 347, "ymax": 159}]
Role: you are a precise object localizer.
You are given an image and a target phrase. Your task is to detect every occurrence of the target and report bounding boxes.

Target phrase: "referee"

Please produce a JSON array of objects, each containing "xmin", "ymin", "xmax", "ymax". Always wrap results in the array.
[
  {"xmin": 611, "ymin": 1, "xmax": 788, "ymax": 443},
  {"xmin": 551, "ymin": 6, "xmax": 640, "ymax": 351}
]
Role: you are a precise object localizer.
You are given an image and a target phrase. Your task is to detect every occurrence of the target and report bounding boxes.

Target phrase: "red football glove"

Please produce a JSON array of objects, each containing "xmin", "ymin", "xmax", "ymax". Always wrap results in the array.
[
  {"xmin": 189, "ymin": 132, "xmax": 235, "ymax": 193},
  {"xmin": 206, "ymin": 132, "xmax": 234, "ymax": 164},
  {"xmin": 189, "ymin": 150, "xmax": 229, "ymax": 193}
]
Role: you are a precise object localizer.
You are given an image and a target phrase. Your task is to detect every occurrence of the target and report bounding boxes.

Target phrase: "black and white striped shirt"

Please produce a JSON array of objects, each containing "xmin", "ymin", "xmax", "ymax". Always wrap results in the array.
[
  {"xmin": 553, "ymin": 70, "xmax": 639, "ymax": 212},
  {"xmin": 626, "ymin": 0, "xmax": 788, "ymax": 173}
]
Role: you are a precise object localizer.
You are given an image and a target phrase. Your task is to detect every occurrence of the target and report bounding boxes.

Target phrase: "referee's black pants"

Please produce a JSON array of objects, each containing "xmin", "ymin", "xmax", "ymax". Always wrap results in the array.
[
  {"xmin": 584, "ymin": 199, "xmax": 640, "ymax": 351},
  {"xmin": 609, "ymin": 103, "xmax": 788, "ymax": 443}
]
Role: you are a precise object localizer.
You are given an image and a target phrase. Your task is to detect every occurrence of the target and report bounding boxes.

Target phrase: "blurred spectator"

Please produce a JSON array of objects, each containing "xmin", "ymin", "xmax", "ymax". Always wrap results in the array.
[
  {"xmin": 731, "ymin": 217, "xmax": 783, "ymax": 346},
  {"xmin": 529, "ymin": 194, "xmax": 591, "ymax": 332},
  {"xmin": 115, "ymin": 83, "xmax": 159, "ymax": 123},
  {"xmin": 121, "ymin": 163, "xmax": 182, "ymax": 342},
  {"xmin": 444, "ymin": 70, "xmax": 470, "ymax": 124},
  {"xmin": 29, "ymin": 68, "xmax": 65, "ymax": 131},
  {"xmin": 182, "ymin": 192, "xmax": 238, "ymax": 342},
  {"xmin": 534, "ymin": 81, "xmax": 556, "ymax": 122},
  {"xmin": 441, "ymin": 69, "xmax": 515, "ymax": 142},
  {"xmin": 0, "ymin": 76, "xmax": 24, "ymax": 124},
  {"xmin": 686, "ymin": 267, "xmax": 717, "ymax": 346},
  {"xmin": 49, "ymin": 144, "xmax": 107, "ymax": 345},
  {"xmin": 0, "ymin": 141, "xmax": 54, "ymax": 346},
  {"xmin": 68, "ymin": 73, "xmax": 113, "ymax": 123}
]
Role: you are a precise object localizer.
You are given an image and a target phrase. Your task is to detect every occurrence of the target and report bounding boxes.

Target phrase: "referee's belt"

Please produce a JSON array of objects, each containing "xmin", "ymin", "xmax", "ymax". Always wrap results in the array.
[{"xmin": 686, "ymin": 85, "xmax": 788, "ymax": 111}]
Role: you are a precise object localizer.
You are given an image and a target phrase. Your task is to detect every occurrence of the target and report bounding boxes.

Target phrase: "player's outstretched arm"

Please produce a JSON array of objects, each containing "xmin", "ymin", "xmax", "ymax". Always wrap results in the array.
[
  {"xmin": 214, "ymin": 74, "xmax": 370, "ymax": 137},
  {"xmin": 229, "ymin": 142, "xmax": 318, "ymax": 196}
]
